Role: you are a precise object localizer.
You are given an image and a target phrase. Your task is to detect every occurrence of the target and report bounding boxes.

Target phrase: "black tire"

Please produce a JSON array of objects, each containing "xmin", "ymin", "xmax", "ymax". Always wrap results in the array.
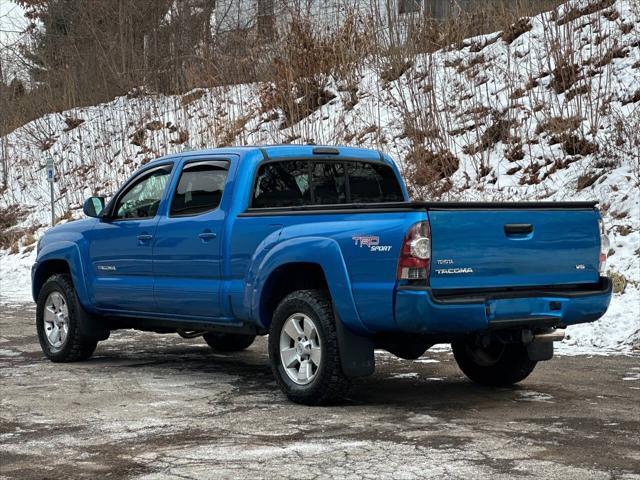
[
  {"xmin": 202, "ymin": 332, "xmax": 256, "ymax": 352},
  {"xmin": 268, "ymin": 289, "xmax": 350, "ymax": 405},
  {"xmin": 36, "ymin": 274, "xmax": 98, "ymax": 362},
  {"xmin": 452, "ymin": 338, "xmax": 537, "ymax": 387}
]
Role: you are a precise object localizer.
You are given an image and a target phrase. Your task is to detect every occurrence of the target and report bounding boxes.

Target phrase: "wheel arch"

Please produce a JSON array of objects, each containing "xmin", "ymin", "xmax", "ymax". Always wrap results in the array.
[
  {"xmin": 258, "ymin": 262, "xmax": 329, "ymax": 330},
  {"xmin": 32, "ymin": 241, "xmax": 91, "ymax": 311},
  {"xmin": 33, "ymin": 253, "xmax": 109, "ymax": 340},
  {"xmin": 32, "ymin": 258, "xmax": 72, "ymax": 300},
  {"xmin": 250, "ymin": 237, "xmax": 368, "ymax": 334}
]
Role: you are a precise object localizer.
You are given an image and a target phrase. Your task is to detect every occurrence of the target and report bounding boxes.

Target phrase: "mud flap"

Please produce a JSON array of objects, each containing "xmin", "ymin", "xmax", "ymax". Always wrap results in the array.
[
  {"xmin": 527, "ymin": 342, "xmax": 553, "ymax": 361},
  {"xmin": 334, "ymin": 309, "xmax": 375, "ymax": 378},
  {"xmin": 76, "ymin": 296, "xmax": 110, "ymax": 341}
]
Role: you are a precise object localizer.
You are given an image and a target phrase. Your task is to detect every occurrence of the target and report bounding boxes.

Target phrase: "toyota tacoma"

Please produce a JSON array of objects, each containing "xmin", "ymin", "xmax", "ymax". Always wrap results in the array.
[{"xmin": 32, "ymin": 145, "xmax": 612, "ymax": 404}]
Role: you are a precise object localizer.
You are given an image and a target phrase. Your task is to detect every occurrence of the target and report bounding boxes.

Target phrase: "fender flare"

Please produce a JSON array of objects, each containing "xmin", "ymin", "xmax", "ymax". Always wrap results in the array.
[
  {"xmin": 32, "ymin": 242, "xmax": 108, "ymax": 339},
  {"xmin": 249, "ymin": 236, "xmax": 375, "ymax": 377},
  {"xmin": 33, "ymin": 241, "xmax": 90, "ymax": 306},
  {"xmin": 249, "ymin": 236, "xmax": 370, "ymax": 335}
]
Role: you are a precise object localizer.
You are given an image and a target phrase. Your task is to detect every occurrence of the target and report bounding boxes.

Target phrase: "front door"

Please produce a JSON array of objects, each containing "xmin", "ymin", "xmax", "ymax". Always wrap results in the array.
[
  {"xmin": 88, "ymin": 163, "xmax": 173, "ymax": 312},
  {"xmin": 152, "ymin": 159, "xmax": 230, "ymax": 319}
]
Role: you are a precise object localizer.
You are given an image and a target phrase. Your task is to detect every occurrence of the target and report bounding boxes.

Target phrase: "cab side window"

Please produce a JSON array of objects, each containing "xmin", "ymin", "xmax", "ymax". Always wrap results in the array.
[
  {"xmin": 170, "ymin": 161, "xmax": 229, "ymax": 216},
  {"xmin": 113, "ymin": 165, "xmax": 172, "ymax": 220}
]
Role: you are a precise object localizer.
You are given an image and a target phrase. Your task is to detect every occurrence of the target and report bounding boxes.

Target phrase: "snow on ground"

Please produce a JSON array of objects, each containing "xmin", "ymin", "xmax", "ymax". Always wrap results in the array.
[
  {"xmin": 0, "ymin": 248, "xmax": 34, "ymax": 306},
  {"xmin": 561, "ymin": 284, "xmax": 640, "ymax": 353},
  {"xmin": 1, "ymin": 0, "xmax": 638, "ymax": 352}
]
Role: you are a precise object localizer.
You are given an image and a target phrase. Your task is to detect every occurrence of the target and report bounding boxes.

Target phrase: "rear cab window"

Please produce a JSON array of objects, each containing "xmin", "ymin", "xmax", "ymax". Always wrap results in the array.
[
  {"xmin": 252, "ymin": 160, "xmax": 403, "ymax": 208},
  {"xmin": 252, "ymin": 161, "xmax": 309, "ymax": 208},
  {"xmin": 170, "ymin": 160, "xmax": 229, "ymax": 216},
  {"xmin": 346, "ymin": 162, "xmax": 403, "ymax": 203},
  {"xmin": 311, "ymin": 162, "xmax": 347, "ymax": 205}
]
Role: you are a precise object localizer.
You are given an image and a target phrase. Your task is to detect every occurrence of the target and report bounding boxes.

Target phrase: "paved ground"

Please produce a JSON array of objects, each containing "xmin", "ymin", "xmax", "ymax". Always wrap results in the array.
[{"xmin": 0, "ymin": 304, "xmax": 639, "ymax": 480}]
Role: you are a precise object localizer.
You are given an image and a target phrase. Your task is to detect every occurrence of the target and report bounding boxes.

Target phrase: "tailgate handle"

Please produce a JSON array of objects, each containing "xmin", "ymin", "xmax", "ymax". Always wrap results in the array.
[{"xmin": 504, "ymin": 223, "xmax": 533, "ymax": 235}]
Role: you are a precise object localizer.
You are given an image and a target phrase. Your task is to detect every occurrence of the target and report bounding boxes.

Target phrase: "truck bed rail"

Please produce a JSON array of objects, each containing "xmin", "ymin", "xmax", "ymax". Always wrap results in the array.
[{"xmin": 240, "ymin": 201, "xmax": 598, "ymax": 216}]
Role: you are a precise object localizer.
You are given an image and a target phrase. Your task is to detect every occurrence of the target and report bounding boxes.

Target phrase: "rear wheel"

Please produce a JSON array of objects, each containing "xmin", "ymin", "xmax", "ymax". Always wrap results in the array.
[
  {"xmin": 36, "ymin": 274, "xmax": 98, "ymax": 362},
  {"xmin": 452, "ymin": 336, "xmax": 537, "ymax": 386},
  {"xmin": 268, "ymin": 290, "xmax": 349, "ymax": 405},
  {"xmin": 203, "ymin": 332, "xmax": 256, "ymax": 352}
]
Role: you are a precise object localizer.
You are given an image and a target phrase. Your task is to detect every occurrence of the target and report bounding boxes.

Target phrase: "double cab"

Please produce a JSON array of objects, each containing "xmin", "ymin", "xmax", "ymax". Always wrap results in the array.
[{"xmin": 32, "ymin": 146, "xmax": 612, "ymax": 404}]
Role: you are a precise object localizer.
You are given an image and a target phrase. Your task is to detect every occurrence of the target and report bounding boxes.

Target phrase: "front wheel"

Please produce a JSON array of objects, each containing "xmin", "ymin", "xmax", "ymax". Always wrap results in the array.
[
  {"xmin": 268, "ymin": 290, "xmax": 350, "ymax": 405},
  {"xmin": 452, "ymin": 337, "xmax": 537, "ymax": 387},
  {"xmin": 36, "ymin": 274, "xmax": 98, "ymax": 362}
]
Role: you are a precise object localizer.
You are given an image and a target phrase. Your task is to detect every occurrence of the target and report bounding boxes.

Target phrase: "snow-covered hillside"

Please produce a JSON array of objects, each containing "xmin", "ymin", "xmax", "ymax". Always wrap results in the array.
[{"xmin": 1, "ymin": 0, "xmax": 638, "ymax": 351}]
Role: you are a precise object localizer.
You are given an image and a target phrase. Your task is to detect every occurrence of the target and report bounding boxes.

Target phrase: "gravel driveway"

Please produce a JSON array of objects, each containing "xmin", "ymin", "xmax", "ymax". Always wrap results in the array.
[{"xmin": 1, "ymin": 304, "xmax": 639, "ymax": 479}]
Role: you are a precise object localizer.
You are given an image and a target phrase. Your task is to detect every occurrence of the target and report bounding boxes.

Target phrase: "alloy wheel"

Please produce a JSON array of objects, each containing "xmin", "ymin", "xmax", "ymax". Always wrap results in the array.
[
  {"xmin": 279, "ymin": 313, "xmax": 322, "ymax": 385},
  {"xmin": 43, "ymin": 291, "xmax": 69, "ymax": 349}
]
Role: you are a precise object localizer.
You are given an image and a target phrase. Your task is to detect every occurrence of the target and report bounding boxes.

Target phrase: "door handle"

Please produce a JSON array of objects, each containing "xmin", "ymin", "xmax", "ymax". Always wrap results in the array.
[
  {"xmin": 137, "ymin": 233, "xmax": 153, "ymax": 241},
  {"xmin": 504, "ymin": 224, "xmax": 533, "ymax": 235},
  {"xmin": 198, "ymin": 231, "xmax": 217, "ymax": 241}
]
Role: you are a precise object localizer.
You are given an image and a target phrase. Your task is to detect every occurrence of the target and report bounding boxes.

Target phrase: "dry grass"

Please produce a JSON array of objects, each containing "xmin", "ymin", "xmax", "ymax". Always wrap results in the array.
[
  {"xmin": 555, "ymin": 0, "xmax": 616, "ymax": 25},
  {"xmin": 63, "ymin": 117, "xmax": 85, "ymax": 132},
  {"xmin": 256, "ymin": 15, "xmax": 369, "ymax": 129},
  {"xmin": 54, "ymin": 211, "xmax": 73, "ymax": 224},
  {"xmin": 505, "ymin": 143, "xmax": 525, "ymax": 162},
  {"xmin": 181, "ymin": 90, "xmax": 206, "ymax": 106},
  {"xmin": 405, "ymin": 146, "xmax": 459, "ymax": 195},
  {"xmin": 550, "ymin": 60, "xmax": 580, "ymax": 94},
  {"xmin": 2, "ymin": 0, "xmax": 564, "ymax": 142},
  {"xmin": 170, "ymin": 129, "xmax": 190, "ymax": 145},
  {"xmin": 218, "ymin": 115, "xmax": 251, "ymax": 147},
  {"xmin": 380, "ymin": 59, "xmax": 414, "ymax": 84},
  {"xmin": 0, "ymin": 205, "xmax": 28, "ymax": 251},
  {"xmin": 463, "ymin": 116, "xmax": 514, "ymax": 155},
  {"xmin": 502, "ymin": 18, "xmax": 533, "ymax": 43},
  {"xmin": 576, "ymin": 171, "xmax": 600, "ymax": 190},
  {"xmin": 535, "ymin": 115, "xmax": 583, "ymax": 136},
  {"xmin": 4, "ymin": 0, "xmax": 637, "ymax": 204},
  {"xmin": 562, "ymin": 134, "xmax": 599, "ymax": 156},
  {"xmin": 592, "ymin": 45, "xmax": 628, "ymax": 68}
]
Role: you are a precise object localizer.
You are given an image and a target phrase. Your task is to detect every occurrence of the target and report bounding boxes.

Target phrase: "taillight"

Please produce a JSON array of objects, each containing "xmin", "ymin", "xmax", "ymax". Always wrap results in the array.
[
  {"xmin": 397, "ymin": 221, "xmax": 431, "ymax": 283},
  {"xmin": 598, "ymin": 218, "xmax": 609, "ymax": 275}
]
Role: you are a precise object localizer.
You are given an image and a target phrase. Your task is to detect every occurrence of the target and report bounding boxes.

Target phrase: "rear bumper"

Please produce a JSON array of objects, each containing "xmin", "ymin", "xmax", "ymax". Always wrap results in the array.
[{"xmin": 394, "ymin": 277, "xmax": 613, "ymax": 334}]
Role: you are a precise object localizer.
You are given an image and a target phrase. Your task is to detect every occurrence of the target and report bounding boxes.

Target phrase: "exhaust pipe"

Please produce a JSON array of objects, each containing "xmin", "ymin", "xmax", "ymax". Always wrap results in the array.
[{"xmin": 533, "ymin": 328, "xmax": 566, "ymax": 343}]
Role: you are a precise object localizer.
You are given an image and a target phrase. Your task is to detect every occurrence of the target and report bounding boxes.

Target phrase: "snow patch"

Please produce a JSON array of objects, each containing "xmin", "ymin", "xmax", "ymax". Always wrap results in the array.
[{"xmin": 516, "ymin": 391, "xmax": 555, "ymax": 403}]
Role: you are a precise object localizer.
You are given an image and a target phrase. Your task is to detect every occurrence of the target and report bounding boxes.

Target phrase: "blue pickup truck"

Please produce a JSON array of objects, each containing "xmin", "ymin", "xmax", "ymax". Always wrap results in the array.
[{"xmin": 32, "ymin": 145, "xmax": 612, "ymax": 404}]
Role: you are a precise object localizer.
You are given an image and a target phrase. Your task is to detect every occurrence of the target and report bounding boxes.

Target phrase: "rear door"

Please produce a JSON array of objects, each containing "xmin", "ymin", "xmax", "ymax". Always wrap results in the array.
[
  {"xmin": 152, "ymin": 158, "xmax": 230, "ymax": 319},
  {"xmin": 428, "ymin": 208, "xmax": 601, "ymax": 291}
]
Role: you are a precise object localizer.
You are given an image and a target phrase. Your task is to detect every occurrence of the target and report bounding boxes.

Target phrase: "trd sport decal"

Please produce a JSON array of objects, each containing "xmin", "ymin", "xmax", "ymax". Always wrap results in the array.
[{"xmin": 352, "ymin": 235, "xmax": 392, "ymax": 252}]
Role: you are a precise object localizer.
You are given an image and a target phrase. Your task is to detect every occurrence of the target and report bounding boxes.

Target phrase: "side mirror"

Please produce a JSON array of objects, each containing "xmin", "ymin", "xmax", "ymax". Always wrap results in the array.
[{"xmin": 83, "ymin": 196, "xmax": 105, "ymax": 218}]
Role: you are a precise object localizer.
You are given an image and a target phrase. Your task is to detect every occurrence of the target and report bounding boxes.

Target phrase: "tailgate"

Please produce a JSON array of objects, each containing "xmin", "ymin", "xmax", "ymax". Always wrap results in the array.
[{"xmin": 428, "ymin": 208, "xmax": 601, "ymax": 291}]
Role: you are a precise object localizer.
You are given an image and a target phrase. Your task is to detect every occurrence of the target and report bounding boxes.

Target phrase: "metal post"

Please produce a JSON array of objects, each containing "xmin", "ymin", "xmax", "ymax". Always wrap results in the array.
[
  {"xmin": 50, "ymin": 178, "xmax": 54, "ymax": 226},
  {"xmin": 46, "ymin": 157, "xmax": 55, "ymax": 226}
]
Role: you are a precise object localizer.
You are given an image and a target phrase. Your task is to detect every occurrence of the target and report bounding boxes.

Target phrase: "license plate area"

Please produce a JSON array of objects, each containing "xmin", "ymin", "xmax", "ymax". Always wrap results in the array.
[{"xmin": 487, "ymin": 296, "xmax": 567, "ymax": 322}]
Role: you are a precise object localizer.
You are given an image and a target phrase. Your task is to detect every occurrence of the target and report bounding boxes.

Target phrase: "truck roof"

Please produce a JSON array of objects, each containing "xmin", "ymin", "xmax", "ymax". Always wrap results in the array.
[{"xmin": 150, "ymin": 145, "xmax": 389, "ymax": 166}]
